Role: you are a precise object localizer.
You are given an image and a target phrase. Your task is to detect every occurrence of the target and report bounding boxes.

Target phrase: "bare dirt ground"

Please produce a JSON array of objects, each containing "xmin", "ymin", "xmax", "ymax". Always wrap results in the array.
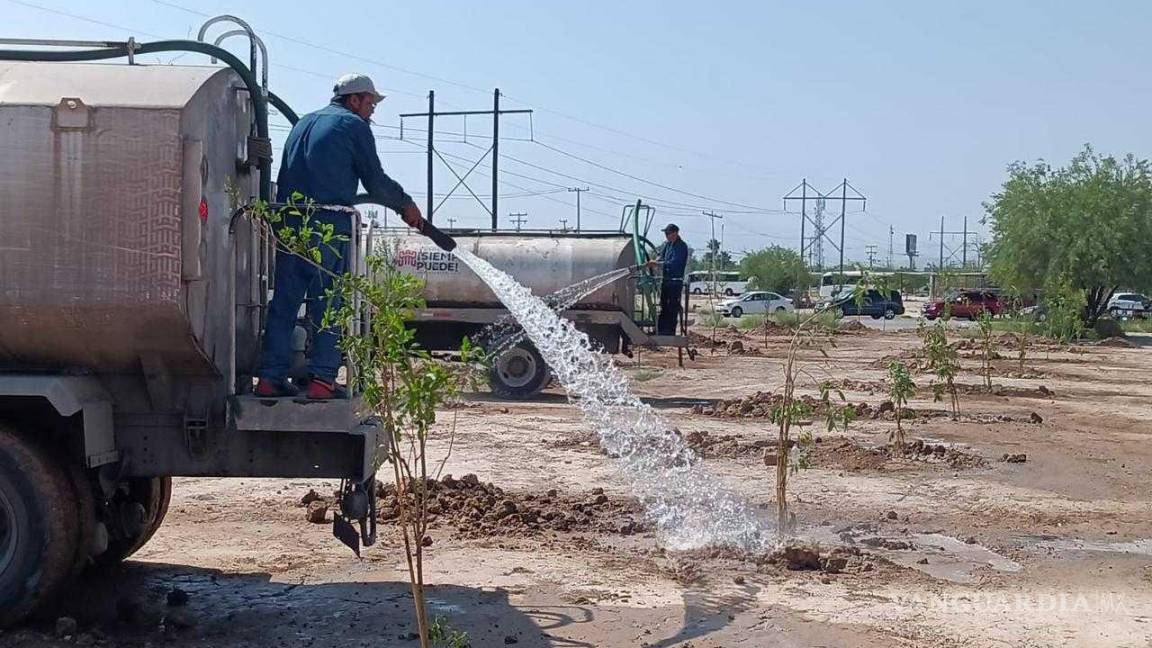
[{"xmin": 6, "ymin": 324, "xmax": 1152, "ymax": 647}]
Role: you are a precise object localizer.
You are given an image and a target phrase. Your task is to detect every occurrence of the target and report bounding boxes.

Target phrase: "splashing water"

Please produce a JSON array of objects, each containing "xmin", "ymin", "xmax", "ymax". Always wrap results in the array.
[
  {"xmin": 479, "ymin": 266, "xmax": 637, "ymax": 357},
  {"xmin": 454, "ymin": 249, "xmax": 769, "ymax": 550}
]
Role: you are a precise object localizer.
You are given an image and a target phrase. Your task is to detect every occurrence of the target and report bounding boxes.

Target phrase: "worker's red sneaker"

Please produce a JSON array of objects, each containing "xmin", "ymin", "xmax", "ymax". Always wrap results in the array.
[
  {"xmin": 305, "ymin": 378, "xmax": 348, "ymax": 400},
  {"xmin": 254, "ymin": 378, "xmax": 299, "ymax": 398}
]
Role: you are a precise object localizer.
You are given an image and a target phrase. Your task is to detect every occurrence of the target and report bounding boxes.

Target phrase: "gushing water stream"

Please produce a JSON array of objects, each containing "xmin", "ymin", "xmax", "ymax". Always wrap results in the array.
[
  {"xmin": 479, "ymin": 266, "xmax": 636, "ymax": 357},
  {"xmin": 455, "ymin": 249, "xmax": 768, "ymax": 550}
]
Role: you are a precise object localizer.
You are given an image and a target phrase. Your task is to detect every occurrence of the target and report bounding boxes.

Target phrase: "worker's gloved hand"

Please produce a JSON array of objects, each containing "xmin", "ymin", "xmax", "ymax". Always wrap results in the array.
[
  {"xmin": 400, "ymin": 203, "xmax": 424, "ymax": 230},
  {"xmin": 644, "ymin": 259, "xmax": 660, "ymax": 270}
]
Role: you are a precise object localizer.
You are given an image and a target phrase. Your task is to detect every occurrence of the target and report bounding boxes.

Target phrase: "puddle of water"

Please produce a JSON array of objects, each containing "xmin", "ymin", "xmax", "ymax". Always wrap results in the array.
[
  {"xmin": 805, "ymin": 525, "xmax": 1022, "ymax": 584},
  {"xmin": 1030, "ymin": 536, "xmax": 1152, "ymax": 557}
]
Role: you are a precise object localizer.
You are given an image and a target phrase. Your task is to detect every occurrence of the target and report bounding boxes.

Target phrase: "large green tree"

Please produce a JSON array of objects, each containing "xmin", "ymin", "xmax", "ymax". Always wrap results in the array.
[
  {"xmin": 740, "ymin": 245, "xmax": 809, "ymax": 294},
  {"xmin": 985, "ymin": 146, "xmax": 1152, "ymax": 324}
]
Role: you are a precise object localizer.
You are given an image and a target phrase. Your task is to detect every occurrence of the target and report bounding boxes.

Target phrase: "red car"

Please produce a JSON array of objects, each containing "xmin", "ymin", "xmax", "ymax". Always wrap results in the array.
[{"xmin": 923, "ymin": 291, "xmax": 1003, "ymax": 320}]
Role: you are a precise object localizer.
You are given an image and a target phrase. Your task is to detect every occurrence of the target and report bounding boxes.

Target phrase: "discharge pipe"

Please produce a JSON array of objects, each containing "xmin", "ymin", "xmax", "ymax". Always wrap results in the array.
[{"xmin": 413, "ymin": 219, "xmax": 457, "ymax": 252}]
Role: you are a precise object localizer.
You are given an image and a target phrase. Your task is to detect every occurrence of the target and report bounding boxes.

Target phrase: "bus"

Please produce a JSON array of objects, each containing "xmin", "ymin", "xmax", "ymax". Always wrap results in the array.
[
  {"xmin": 818, "ymin": 270, "xmax": 896, "ymax": 299},
  {"xmin": 687, "ymin": 270, "xmax": 749, "ymax": 296}
]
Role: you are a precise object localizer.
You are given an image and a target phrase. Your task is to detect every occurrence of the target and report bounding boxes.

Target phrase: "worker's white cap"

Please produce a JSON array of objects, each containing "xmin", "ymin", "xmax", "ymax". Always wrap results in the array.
[{"xmin": 332, "ymin": 74, "xmax": 385, "ymax": 102}]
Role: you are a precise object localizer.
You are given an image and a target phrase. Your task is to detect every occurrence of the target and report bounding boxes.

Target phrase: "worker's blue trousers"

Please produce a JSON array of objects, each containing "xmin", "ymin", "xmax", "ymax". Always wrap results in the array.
[{"xmin": 258, "ymin": 241, "xmax": 349, "ymax": 384}]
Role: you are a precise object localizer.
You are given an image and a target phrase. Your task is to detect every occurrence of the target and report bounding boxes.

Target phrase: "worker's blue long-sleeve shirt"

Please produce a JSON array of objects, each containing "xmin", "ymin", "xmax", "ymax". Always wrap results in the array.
[
  {"xmin": 276, "ymin": 100, "xmax": 413, "ymax": 234},
  {"xmin": 658, "ymin": 238, "xmax": 689, "ymax": 284}
]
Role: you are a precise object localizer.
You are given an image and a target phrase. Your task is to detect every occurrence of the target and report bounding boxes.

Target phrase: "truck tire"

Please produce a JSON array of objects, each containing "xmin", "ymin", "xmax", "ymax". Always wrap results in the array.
[
  {"xmin": 0, "ymin": 427, "xmax": 80, "ymax": 627},
  {"xmin": 63, "ymin": 463, "xmax": 96, "ymax": 578},
  {"xmin": 93, "ymin": 477, "xmax": 172, "ymax": 568},
  {"xmin": 489, "ymin": 342, "xmax": 550, "ymax": 400}
]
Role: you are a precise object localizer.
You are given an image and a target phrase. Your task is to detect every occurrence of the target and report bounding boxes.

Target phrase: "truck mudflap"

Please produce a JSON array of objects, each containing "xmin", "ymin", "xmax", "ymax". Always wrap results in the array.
[{"xmin": 0, "ymin": 375, "xmax": 117, "ymax": 467}]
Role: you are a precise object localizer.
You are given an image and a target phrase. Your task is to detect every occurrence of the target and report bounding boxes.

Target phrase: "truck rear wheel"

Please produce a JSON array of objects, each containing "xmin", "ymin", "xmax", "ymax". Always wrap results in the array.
[
  {"xmin": 0, "ymin": 427, "xmax": 80, "ymax": 627},
  {"xmin": 489, "ymin": 342, "xmax": 550, "ymax": 400},
  {"xmin": 93, "ymin": 477, "xmax": 172, "ymax": 568}
]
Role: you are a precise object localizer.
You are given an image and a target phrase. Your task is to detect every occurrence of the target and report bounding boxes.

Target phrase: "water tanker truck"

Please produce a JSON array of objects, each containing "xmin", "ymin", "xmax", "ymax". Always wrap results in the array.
[
  {"xmin": 0, "ymin": 23, "xmax": 684, "ymax": 625},
  {"xmin": 384, "ymin": 229, "xmax": 690, "ymax": 398},
  {"xmin": 0, "ymin": 29, "xmax": 413, "ymax": 624}
]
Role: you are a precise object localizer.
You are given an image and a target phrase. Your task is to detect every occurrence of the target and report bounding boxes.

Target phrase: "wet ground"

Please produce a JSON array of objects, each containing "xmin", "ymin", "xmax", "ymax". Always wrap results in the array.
[{"xmin": 6, "ymin": 324, "xmax": 1152, "ymax": 647}]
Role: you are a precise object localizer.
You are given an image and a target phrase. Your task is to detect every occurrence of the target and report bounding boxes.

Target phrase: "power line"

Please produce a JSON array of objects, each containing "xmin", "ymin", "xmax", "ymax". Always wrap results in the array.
[
  {"xmin": 7, "ymin": 0, "xmax": 165, "ymax": 38},
  {"xmin": 150, "ymin": 0, "xmax": 495, "ymax": 98},
  {"xmin": 411, "ymin": 142, "xmax": 620, "ymax": 223},
  {"xmin": 498, "ymin": 147, "xmax": 777, "ymax": 215},
  {"xmin": 38, "ymin": 0, "xmax": 798, "ymax": 203},
  {"xmin": 501, "ymin": 91, "xmax": 783, "ymax": 180},
  {"xmin": 531, "ymin": 140, "xmax": 773, "ymax": 212}
]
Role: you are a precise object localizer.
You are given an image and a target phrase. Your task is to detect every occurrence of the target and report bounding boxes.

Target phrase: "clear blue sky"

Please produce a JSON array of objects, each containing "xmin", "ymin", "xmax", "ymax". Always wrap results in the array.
[{"xmin": 6, "ymin": 0, "xmax": 1151, "ymax": 266}]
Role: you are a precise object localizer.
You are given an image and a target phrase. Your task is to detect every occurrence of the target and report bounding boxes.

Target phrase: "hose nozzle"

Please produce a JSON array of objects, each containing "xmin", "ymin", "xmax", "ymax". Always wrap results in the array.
[{"xmin": 418, "ymin": 220, "xmax": 457, "ymax": 252}]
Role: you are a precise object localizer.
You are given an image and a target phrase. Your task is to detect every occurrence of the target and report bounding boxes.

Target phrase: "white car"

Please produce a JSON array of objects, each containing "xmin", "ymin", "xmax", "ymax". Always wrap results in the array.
[
  {"xmin": 1107, "ymin": 293, "xmax": 1149, "ymax": 319},
  {"xmin": 712, "ymin": 291, "xmax": 794, "ymax": 318}
]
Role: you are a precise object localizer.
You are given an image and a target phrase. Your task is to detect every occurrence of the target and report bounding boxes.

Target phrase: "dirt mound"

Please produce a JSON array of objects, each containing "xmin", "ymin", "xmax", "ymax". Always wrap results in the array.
[
  {"xmin": 374, "ymin": 476, "xmax": 649, "ymax": 539},
  {"xmin": 676, "ymin": 429, "xmax": 780, "ymax": 459},
  {"xmin": 693, "ymin": 391, "xmax": 873, "ymax": 420},
  {"xmin": 1092, "ymin": 336, "xmax": 1135, "ymax": 348},
  {"xmin": 669, "ymin": 542, "xmax": 874, "ymax": 575},
  {"xmin": 990, "ymin": 366, "xmax": 1047, "ymax": 379},
  {"xmin": 815, "ymin": 439, "xmax": 987, "ymax": 471},
  {"xmin": 901, "ymin": 439, "xmax": 987, "ymax": 468},
  {"xmin": 869, "ymin": 351, "xmax": 929, "ymax": 371},
  {"xmin": 836, "ymin": 379, "xmax": 887, "ymax": 395},
  {"xmin": 836, "ymin": 319, "xmax": 868, "ymax": 333},
  {"xmin": 760, "ymin": 320, "xmax": 794, "ymax": 336},
  {"xmin": 876, "ymin": 407, "xmax": 1041, "ymax": 425},
  {"xmin": 952, "ymin": 383, "xmax": 1055, "ymax": 399}
]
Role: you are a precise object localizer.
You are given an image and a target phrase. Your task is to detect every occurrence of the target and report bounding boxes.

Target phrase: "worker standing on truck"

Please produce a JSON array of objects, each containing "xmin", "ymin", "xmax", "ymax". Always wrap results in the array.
[
  {"xmin": 255, "ymin": 73, "xmax": 426, "ymax": 399},
  {"xmin": 646, "ymin": 223, "xmax": 689, "ymax": 335}
]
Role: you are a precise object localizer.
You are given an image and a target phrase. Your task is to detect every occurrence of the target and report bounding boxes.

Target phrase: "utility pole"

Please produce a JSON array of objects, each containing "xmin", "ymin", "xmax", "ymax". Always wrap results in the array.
[
  {"xmin": 399, "ymin": 88, "xmax": 532, "ymax": 230},
  {"xmin": 784, "ymin": 179, "xmax": 814, "ymax": 267},
  {"xmin": 703, "ymin": 210, "xmax": 723, "ymax": 288},
  {"xmin": 559, "ymin": 218, "xmax": 568, "ymax": 232},
  {"xmin": 567, "ymin": 187, "xmax": 588, "ymax": 232},
  {"xmin": 492, "ymin": 89, "xmax": 500, "ymax": 231},
  {"xmin": 865, "ymin": 245, "xmax": 878, "ymax": 269},
  {"xmin": 962, "ymin": 215, "xmax": 968, "ymax": 268},
  {"xmin": 509, "ymin": 212, "xmax": 528, "ymax": 232},
  {"xmin": 784, "ymin": 179, "xmax": 866, "ymax": 274},
  {"xmin": 888, "ymin": 226, "xmax": 894, "ymax": 269},
  {"xmin": 425, "ymin": 90, "xmax": 434, "ymax": 223},
  {"xmin": 447, "ymin": 216, "xmax": 457, "ymax": 229},
  {"xmin": 939, "ymin": 215, "xmax": 945, "ymax": 270},
  {"xmin": 933, "ymin": 216, "xmax": 970, "ymax": 269}
]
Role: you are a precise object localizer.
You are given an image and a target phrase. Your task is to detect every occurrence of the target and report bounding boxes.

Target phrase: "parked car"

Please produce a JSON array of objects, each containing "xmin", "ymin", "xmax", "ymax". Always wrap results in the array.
[
  {"xmin": 1106, "ymin": 293, "xmax": 1149, "ymax": 319},
  {"xmin": 923, "ymin": 291, "xmax": 1003, "ymax": 320},
  {"xmin": 713, "ymin": 291, "xmax": 794, "ymax": 318},
  {"xmin": 819, "ymin": 289, "xmax": 904, "ymax": 320}
]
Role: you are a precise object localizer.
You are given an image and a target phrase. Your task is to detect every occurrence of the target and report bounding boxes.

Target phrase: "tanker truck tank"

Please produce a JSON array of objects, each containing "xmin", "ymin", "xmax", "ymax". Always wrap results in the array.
[
  {"xmin": 377, "ymin": 229, "xmax": 687, "ymax": 398},
  {"xmin": 0, "ymin": 61, "xmax": 264, "ymax": 378},
  {"xmin": 383, "ymin": 230, "xmax": 637, "ymax": 310}
]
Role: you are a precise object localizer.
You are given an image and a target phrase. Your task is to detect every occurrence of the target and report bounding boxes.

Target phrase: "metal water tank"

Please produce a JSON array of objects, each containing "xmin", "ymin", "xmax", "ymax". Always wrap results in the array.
[
  {"xmin": 0, "ymin": 61, "xmax": 261, "ymax": 374},
  {"xmin": 381, "ymin": 230, "xmax": 638, "ymax": 310}
]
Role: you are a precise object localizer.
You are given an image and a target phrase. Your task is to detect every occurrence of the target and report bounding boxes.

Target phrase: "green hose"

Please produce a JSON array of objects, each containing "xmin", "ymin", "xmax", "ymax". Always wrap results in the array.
[
  {"xmin": 0, "ymin": 39, "xmax": 273, "ymax": 201},
  {"xmin": 269, "ymin": 91, "xmax": 299, "ymax": 124}
]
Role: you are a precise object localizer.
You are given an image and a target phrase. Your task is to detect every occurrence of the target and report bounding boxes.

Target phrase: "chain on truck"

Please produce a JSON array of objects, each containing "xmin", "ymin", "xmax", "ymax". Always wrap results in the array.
[{"xmin": 0, "ymin": 17, "xmax": 689, "ymax": 625}]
